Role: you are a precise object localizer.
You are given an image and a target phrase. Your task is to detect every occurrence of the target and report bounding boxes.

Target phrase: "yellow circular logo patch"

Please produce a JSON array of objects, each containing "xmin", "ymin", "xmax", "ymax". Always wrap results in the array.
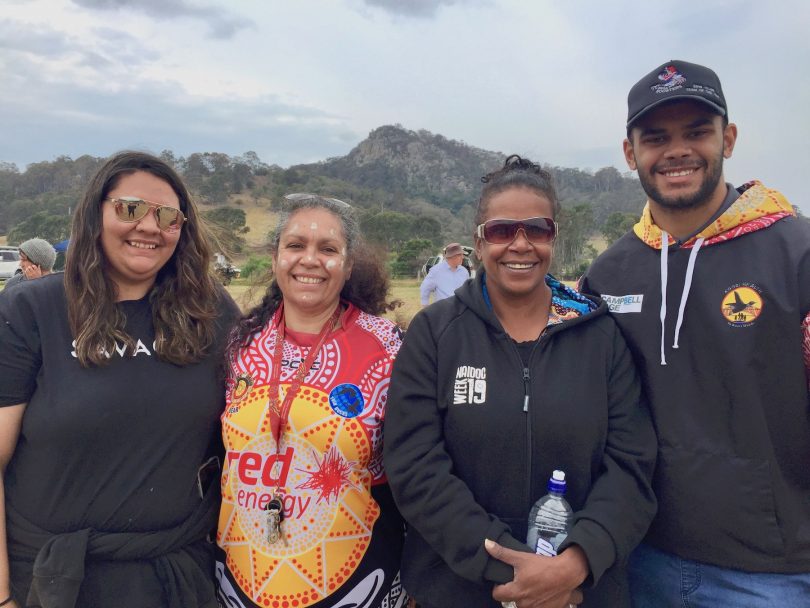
[{"xmin": 721, "ymin": 285, "xmax": 763, "ymax": 326}]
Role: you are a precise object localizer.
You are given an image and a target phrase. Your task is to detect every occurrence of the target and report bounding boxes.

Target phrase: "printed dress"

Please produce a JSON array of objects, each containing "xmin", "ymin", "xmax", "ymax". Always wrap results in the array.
[{"xmin": 216, "ymin": 303, "xmax": 406, "ymax": 608}]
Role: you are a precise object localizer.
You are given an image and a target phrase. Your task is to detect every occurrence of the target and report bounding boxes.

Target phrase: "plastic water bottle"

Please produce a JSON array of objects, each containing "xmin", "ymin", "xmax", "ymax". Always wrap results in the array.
[{"xmin": 526, "ymin": 469, "xmax": 573, "ymax": 556}]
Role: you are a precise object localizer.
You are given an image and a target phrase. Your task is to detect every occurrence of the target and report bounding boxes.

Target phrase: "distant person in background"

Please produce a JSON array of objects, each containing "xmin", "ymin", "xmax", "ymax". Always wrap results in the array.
[
  {"xmin": 2, "ymin": 238, "xmax": 56, "ymax": 290},
  {"xmin": 419, "ymin": 242, "xmax": 469, "ymax": 306}
]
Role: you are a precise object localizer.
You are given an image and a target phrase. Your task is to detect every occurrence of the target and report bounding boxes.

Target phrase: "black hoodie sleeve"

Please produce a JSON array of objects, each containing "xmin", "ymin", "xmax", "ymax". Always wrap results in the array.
[
  {"xmin": 383, "ymin": 311, "xmax": 530, "ymax": 586},
  {"xmin": 558, "ymin": 321, "xmax": 657, "ymax": 583}
]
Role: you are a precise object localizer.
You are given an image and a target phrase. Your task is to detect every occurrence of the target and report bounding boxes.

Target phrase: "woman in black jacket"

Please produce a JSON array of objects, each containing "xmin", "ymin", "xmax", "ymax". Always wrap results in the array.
[{"xmin": 384, "ymin": 155, "xmax": 657, "ymax": 608}]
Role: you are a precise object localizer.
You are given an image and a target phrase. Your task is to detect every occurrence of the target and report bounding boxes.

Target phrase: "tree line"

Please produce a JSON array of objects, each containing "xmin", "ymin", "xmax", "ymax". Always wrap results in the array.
[{"xmin": 0, "ymin": 147, "xmax": 650, "ymax": 280}]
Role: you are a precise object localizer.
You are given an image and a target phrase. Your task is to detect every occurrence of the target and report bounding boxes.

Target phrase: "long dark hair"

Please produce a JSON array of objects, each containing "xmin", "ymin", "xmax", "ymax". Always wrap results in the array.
[
  {"xmin": 230, "ymin": 195, "xmax": 396, "ymax": 352},
  {"xmin": 477, "ymin": 154, "xmax": 561, "ymax": 223},
  {"xmin": 65, "ymin": 151, "xmax": 221, "ymax": 367}
]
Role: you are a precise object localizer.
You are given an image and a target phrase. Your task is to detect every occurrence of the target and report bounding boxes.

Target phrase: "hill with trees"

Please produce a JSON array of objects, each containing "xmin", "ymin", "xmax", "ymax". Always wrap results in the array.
[{"xmin": 0, "ymin": 125, "xmax": 649, "ymax": 278}]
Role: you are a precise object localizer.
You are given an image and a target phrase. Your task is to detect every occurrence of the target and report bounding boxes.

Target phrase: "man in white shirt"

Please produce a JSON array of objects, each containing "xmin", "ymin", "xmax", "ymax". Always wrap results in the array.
[{"xmin": 420, "ymin": 242, "xmax": 469, "ymax": 306}]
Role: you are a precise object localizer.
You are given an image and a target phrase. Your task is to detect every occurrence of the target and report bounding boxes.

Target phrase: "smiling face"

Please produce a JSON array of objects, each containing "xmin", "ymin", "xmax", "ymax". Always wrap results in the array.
[
  {"xmin": 474, "ymin": 186, "xmax": 554, "ymax": 306},
  {"xmin": 100, "ymin": 171, "xmax": 182, "ymax": 300},
  {"xmin": 273, "ymin": 207, "xmax": 352, "ymax": 320},
  {"xmin": 624, "ymin": 100, "xmax": 737, "ymax": 212}
]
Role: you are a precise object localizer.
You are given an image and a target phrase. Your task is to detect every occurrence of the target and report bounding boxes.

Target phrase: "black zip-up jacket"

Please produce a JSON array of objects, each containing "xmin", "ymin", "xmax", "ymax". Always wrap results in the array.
[
  {"xmin": 581, "ymin": 181, "xmax": 810, "ymax": 573},
  {"xmin": 384, "ymin": 274, "xmax": 657, "ymax": 607}
]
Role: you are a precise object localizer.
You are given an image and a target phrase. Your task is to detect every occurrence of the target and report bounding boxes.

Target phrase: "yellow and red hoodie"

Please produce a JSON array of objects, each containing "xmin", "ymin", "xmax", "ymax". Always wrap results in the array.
[{"xmin": 582, "ymin": 181, "xmax": 810, "ymax": 573}]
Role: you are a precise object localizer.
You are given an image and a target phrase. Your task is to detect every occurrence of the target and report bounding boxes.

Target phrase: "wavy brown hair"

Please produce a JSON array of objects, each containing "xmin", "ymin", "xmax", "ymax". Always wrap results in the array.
[
  {"xmin": 65, "ymin": 151, "xmax": 221, "ymax": 367},
  {"xmin": 230, "ymin": 196, "xmax": 398, "ymax": 353}
]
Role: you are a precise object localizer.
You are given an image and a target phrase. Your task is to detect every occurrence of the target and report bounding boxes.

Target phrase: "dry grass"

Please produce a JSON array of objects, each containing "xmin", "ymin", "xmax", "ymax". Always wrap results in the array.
[{"xmin": 224, "ymin": 277, "xmax": 424, "ymax": 328}]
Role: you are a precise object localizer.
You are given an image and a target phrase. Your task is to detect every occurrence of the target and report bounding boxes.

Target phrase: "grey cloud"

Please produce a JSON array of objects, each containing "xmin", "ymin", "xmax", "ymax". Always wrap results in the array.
[
  {"xmin": 71, "ymin": 0, "xmax": 254, "ymax": 39},
  {"xmin": 0, "ymin": 75, "xmax": 358, "ymax": 169},
  {"xmin": 0, "ymin": 19, "xmax": 73, "ymax": 56},
  {"xmin": 363, "ymin": 0, "xmax": 472, "ymax": 18},
  {"xmin": 0, "ymin": 19, "xmax": 157, "ymax": 70},
  {"xmin": 363, "ymin": 0, "xmax": 491, "ymax": 19}
]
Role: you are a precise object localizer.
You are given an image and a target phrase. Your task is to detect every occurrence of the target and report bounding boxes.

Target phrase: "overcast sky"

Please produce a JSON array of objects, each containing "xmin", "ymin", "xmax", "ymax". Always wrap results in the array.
[{"xmin": 1, "ymin": 0, "xmax": 808, "ymax": 206}]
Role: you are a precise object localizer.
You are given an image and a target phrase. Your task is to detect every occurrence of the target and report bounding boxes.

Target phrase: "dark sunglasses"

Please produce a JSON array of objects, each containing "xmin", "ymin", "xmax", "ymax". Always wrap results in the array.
[
  {"xmin": 476, "ymin": 216, "xmax": 557, "ymax": 245},
  {"xmin": 105, "ymin": 197, "xmax": 187, "ymax": 233}
]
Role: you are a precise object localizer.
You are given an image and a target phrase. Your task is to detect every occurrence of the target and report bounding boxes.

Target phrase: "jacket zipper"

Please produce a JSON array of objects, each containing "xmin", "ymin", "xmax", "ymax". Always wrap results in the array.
[
  {"xmin": 523, "ymin": 364, "xmax": 532, "ymax": 511},
  {"xmin": 522, "ymin": 337, "xmax": 548, "ymax": 510}
]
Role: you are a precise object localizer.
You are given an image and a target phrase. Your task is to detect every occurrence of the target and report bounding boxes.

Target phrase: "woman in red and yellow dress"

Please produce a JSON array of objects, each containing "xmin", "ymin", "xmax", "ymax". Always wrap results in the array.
[{"xmin": 216, "ymin": 194, "xmax": 407, "ymax": 608}]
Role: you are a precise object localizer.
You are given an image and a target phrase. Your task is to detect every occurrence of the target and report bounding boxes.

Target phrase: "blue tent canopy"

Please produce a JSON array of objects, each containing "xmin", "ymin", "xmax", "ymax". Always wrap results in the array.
[{"xmin": 54, "ymin": 239, "xmax": 70, "ymax": 253}]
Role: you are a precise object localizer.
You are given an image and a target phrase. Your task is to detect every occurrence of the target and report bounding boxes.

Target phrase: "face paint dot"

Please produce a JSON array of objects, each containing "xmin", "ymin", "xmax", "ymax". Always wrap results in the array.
[
  {"xmin": 325, "ymin": 260, "xmax": 336, "ymax": 269},
  {"xmin": 280, "ymin": 259, "xmax": 289, "ymax": 267},
  {"xmin": 329, "ymin": 229, "xmax": 336, "ymax": 236},
  {"xmin": 310, "ymin": 223, "xmax": 318, "ymax": 230}
]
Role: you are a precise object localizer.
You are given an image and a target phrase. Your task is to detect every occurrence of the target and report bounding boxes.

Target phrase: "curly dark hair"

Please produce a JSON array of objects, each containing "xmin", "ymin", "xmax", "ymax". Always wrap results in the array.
[
  {"xmin": 229, "ymin": 195, "xmax": 396, "ymax": 353},
  {"xmin": 65, "ymin": 151, "xmax": 220, "ymax": 367},
  {"xmin": 476, "ymin": 154, "xmax": 561, "ymax": 224}
]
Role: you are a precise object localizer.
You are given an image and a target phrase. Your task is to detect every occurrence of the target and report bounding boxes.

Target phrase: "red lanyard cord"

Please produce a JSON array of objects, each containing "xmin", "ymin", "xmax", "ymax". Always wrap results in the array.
[{"xmin": 265, "ymin": 303, "xmax": 342, "ymax": 447}]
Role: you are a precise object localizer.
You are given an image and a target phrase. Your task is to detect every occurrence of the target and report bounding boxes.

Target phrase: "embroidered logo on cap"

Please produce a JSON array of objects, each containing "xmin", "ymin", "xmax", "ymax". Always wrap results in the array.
[
  {"xmin": 651, "ymin": 65, "xmax": 686, "ymax": 93},
  {"xmin": 721, "ymin": 284, "xmax": 763, "ymax": 327}
]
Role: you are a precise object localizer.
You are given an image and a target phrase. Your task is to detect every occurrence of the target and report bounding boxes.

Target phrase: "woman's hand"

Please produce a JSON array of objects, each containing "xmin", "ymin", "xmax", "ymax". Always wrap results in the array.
[{"xmin": 485, "ymin": 539, "xmax": 588, "ymax": 608}]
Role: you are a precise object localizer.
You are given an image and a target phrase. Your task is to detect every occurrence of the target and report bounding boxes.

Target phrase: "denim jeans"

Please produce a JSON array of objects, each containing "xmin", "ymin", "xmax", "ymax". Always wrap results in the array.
[{"xmin": 628, "ymin": 543, "xmax": 810, "ymax": 607}]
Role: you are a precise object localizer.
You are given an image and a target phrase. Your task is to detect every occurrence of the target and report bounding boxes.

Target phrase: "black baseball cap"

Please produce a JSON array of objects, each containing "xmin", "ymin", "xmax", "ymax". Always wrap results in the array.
[{"xmin": 627, "ymin": 60, "xmax": 727, "ymax": 129}]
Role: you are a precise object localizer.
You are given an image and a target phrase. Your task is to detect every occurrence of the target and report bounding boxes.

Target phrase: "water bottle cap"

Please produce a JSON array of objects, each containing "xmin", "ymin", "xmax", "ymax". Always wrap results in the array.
[{"xmin": 547, "ymin": 469, "xmax": 567, "ymax": 494}]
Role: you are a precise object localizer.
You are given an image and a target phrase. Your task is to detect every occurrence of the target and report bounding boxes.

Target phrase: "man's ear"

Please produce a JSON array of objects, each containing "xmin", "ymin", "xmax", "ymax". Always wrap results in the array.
[
  {"xmin": 623, "ymin": 138, "xmax": 637, "ymax": 171},
  {"xmin": 723, "ymin": 122, "xmax": 738, "ymax": 159}
]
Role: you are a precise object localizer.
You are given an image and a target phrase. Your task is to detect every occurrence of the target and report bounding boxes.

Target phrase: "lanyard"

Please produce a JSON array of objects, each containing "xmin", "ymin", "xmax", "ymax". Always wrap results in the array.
[{"xmin": 266, "ymin": 302, "xmax": 342, "ymax": 448}]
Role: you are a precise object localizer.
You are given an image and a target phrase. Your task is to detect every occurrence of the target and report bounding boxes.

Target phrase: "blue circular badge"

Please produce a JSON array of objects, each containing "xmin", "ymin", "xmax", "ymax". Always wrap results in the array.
[{"xmin": 328, "ymin": 383, "xmax": 365, "ymax": 418}]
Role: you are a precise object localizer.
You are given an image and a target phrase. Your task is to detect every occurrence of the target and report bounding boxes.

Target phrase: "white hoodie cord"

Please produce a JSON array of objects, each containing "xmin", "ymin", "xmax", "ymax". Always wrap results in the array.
[
  {"xmin": 672, "ymin": 237, "xmax": 705, "ymax": 350},
  {"xmin": 659, "ymin": 234, "xmax": 669, "ymax": 365}
]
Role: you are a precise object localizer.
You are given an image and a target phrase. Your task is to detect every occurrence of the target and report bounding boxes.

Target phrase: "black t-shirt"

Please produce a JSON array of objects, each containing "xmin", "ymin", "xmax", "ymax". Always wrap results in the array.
[{"xmin": 0, "ymin": 273, "xmax": 239, "ymax": 605}]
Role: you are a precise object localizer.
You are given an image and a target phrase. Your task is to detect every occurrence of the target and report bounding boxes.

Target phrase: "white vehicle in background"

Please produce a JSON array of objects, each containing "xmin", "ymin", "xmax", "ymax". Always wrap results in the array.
[
  {"xmin": 0, "ymin": 246, "xmax": 20, "ymax": 281},
  {"xmin": 418, "ymin": 245, "xmax": 476, "ymax": 279},
  {"xmin": 213, "ymin": 252, "xmax": 241, "ymax": 285}
]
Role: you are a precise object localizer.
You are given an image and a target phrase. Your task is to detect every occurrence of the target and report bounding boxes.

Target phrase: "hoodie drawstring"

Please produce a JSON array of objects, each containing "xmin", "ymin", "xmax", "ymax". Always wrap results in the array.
[
  {"xmin": 673, "ymin": 237, "xmax": 705, "ymax": 349},
  {"xmin": 659, "ymin": 235, "xmax": 669, "ymax": 365},
  {"xmin": 659, "ymin": 233, "xmax": 705, "ymax": 365}
]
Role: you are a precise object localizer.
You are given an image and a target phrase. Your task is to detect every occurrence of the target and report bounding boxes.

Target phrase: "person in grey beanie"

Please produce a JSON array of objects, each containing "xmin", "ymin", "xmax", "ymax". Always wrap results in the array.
[{"xmin": 3, "ymin": 238, "xmax": 57, "ymax": 290}]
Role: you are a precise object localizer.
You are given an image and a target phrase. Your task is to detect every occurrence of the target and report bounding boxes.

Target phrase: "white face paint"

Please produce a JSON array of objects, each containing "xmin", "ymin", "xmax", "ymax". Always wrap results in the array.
[
  {"xmin": 279, "ymin": 258, "xmax": 289, "ymax": 267},
  {"xmin": 329, "ymin": 228, "xmax": 336, "ymax": 236},
  {"xmin": 310, "ymin": 222, "xmax": 318, "ymax": 230},
  {"xmin": 325, "ymin": 259, "xmax": 336, "ymax": 269}
]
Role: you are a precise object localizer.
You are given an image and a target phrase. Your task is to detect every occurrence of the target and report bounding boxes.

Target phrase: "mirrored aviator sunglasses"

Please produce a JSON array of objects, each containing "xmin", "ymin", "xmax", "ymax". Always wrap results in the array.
[
  {"xmin": 106, "ymin": 197, "xmax": 187, "ymax": 233},
  {"xmin": 476, "ymin": 217, "xmax": 557, "ymax": 245}
]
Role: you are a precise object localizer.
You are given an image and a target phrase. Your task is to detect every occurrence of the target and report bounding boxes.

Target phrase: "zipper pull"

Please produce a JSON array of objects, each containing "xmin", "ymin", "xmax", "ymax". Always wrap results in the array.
[{"xmin": 523, "ymin": 367, "xmax": 530, "ymax": 412}]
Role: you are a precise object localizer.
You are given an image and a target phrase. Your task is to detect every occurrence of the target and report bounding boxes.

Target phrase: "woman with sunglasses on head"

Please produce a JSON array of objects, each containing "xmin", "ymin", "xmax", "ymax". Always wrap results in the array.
[
  {"xmin": 384, "ymin": 155, "xmax": 657, "ymax": 608},
  {"xmin": 215, "ymin": 194, "xmax": 407, "ymax": 608},
  {"xmin": 0, "ymin": 151, "xmax": 239, "ymax": 608}
]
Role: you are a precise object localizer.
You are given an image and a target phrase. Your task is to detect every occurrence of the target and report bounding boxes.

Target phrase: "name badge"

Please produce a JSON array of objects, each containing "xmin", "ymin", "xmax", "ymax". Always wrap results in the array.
[{"xmin": 602, "ymin": 294, "xmax": 643, "ymax": 313}]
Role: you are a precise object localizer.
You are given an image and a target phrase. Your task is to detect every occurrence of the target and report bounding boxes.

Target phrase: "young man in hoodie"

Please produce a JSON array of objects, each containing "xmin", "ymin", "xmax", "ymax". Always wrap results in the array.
[{"xmin": 581, "ymin": 60, "xmax": 810, "ymax": 605}]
